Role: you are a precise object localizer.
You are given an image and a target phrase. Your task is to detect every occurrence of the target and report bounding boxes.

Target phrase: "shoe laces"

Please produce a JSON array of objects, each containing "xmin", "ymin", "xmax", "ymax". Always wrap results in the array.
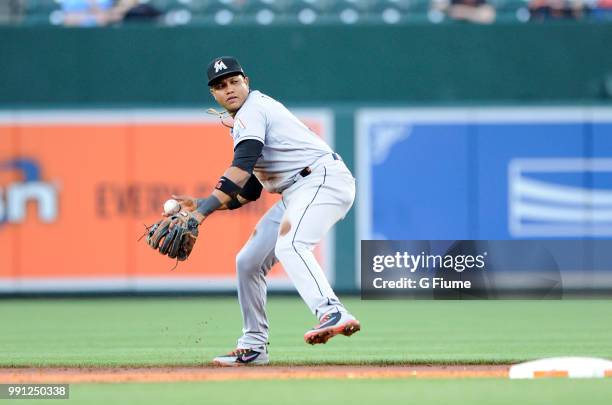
[{"xmin": 229, "ymin": 348, "xmax": 251, "ymax": 356}]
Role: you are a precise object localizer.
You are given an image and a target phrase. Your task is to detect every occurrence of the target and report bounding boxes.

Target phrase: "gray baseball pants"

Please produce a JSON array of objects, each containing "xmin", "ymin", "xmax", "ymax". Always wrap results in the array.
[{"xmin": 235, "ymin": 158, "xmax": 355, "ymax": 349}]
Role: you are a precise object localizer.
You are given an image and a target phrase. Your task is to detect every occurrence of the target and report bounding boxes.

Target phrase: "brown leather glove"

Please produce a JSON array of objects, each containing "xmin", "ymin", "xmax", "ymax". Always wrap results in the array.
[{"xmin": 146, "ymin": 210, "xmax": 204, "ymax": 261}]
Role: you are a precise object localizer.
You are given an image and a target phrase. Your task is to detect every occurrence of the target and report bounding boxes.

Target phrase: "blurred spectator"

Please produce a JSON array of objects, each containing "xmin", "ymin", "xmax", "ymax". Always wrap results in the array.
[
  {"xmin": 591, "ymin": 0, "xmax": 612, "ymax": 19},
  {"xmin": 432, "ymin": 0, "xmax": 496, "ymax": 24},
  {"xmin": 62, "ymin": 0, "xmax": 161, "ymax": 26},
  {"xmin": 0, "ymin": 0, "xmax": 22, "ymax": 24},
  {"xmin": 62, "ymin": 0, "xmax": 114, "ymax": 26},
  {"xmin": 110, "ymin": 0, "xmax": 162, "ymax": 22},
  {"xmin": 528, "ymin": 0, "xmax": 589, "ymax": 20}
]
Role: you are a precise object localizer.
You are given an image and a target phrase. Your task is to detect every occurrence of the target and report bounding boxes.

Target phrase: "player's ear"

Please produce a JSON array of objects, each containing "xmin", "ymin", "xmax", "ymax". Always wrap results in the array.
[{"xmin": 244, "ymin": 76, "xmax": 250, "ymax": 87}]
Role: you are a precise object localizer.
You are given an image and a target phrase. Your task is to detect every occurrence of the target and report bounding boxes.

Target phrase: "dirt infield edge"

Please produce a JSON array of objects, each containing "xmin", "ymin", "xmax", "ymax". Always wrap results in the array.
[{"xmin": 0, "ymin": 365, "xmax": 510, "ymax": 383}]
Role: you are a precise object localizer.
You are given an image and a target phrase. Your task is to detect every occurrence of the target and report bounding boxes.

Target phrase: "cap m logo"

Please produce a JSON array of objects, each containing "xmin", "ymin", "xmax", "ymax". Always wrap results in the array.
[{"xmin": 214, "ymin": 60, "xmax": 228, "ymax": 73}]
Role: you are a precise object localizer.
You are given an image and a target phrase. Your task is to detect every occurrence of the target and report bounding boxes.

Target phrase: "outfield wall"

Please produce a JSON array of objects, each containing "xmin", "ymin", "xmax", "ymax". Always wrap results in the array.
[
  {"xmin": 355, "ymin": 106, "xmax": 612, "ymax": 294},
  {"xmin": 356, "ymin": 107, "xmax": 612, "ymax": 240},
  {"xmin": 1, "ymin": 23, "xmax": 612, "ymax": 105},
  {"xmin": 1, "ymin": 106, "xmax": 612, "ymax": 294},
  {"xmin": 0, "ymin": 109, "xmax": 334, "ymax": 293}
]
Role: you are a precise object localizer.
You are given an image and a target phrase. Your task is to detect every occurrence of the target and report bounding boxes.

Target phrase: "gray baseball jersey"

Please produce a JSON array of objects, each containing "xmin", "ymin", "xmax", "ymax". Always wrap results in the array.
[
  {"xmin": 227, "ymin": 89, "xmax": 357, "ymax": 351},
  {"xmin": 231, "ymin": 90, "xmax": 333, "ymax": 193}
]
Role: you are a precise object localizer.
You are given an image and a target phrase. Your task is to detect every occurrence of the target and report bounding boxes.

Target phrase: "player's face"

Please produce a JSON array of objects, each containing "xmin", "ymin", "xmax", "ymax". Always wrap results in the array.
[{"xmin": 210, "ymin": 74, "xmax": 250, "ymax": 114}]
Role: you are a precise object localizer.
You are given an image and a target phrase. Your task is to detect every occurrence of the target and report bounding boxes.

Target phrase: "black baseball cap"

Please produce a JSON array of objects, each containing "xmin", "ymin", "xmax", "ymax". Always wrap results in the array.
[{"xmin": 207, "ymin": 56, "xmax": 245, "ymax": 86}]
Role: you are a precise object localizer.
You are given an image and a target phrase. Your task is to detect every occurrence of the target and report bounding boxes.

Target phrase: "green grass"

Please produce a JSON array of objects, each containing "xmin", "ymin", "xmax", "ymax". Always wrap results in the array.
[
  {"xmin": 1, "ymin": 298, "xmax": 611, "ymax": 366},
  {"xmin": 12, "ymin": 379, "xmax": 612, "ymax": 405}
]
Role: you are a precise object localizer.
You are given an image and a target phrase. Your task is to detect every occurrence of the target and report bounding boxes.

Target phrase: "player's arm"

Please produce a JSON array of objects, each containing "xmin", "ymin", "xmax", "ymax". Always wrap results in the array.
[
  {"xmin": 193, "ymin": 139, "xmax": 264, "ymax": 220},
  {"xmin": 226, "ymin": 174, "xmax": 263, "ymax": 209},
  {"xmin": 213, "ymin": 173, "xmax": 263, "ymax": 210}
]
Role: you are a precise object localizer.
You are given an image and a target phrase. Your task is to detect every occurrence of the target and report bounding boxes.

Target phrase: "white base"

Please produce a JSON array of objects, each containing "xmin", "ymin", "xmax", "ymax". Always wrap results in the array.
[{"xmin": 509, "ymin": 357, "xmax": 612, "ymax": 379}]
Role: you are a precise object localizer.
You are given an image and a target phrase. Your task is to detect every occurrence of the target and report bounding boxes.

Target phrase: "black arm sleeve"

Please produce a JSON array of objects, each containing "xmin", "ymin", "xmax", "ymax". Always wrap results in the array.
[
  {"xmin": 232, "ymin": 139, "xmax": 264, "ymax": 174},
  {"xmin": 239, "ymin": 175, "xmax": 263, "ymax": 201}
]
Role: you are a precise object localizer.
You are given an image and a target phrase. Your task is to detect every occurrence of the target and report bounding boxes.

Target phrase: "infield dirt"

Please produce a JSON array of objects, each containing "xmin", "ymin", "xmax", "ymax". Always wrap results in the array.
[{"xmin": 0, "ymin": 365, "xmax": 509, "ymax": 383}]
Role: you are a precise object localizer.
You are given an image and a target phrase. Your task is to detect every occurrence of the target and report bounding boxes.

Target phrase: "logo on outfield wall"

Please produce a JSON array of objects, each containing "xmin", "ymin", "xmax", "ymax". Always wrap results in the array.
[
  {"xmin": 509, "ymin": 158, "xmax": 612, "ymax": 237},
  {"xmin": 0, "ymin": 158, "xmax": 58, "ymax": 224},
  {"xmin": 93, "ymin": 181, "xmax": 271, "ymax": 218}
]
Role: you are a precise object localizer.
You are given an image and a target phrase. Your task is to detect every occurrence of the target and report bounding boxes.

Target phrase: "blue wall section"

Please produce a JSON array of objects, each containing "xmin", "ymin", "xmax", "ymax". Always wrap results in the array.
[
  {"xmin": 476, "ymin": 123, "xmax": 586, "ymax": 239},
  {"xmin": 370, "ymin": 123, "xmax": 471, "ymax": 240},
  {"xmin": 360, "ymin": 109, "xmax": 612, "ymax": 241}
]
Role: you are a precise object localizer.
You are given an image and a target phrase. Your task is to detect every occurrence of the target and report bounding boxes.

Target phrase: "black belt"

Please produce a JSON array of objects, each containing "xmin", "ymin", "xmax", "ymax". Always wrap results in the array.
[{"xmin": 300, "ymin": 153, "xmax": 341, "ymax": 177}]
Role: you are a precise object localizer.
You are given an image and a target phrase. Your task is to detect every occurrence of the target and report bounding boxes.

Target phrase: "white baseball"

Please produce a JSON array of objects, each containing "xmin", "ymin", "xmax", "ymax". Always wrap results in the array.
[{"xmin": 163, "ymin": 199, "xmax": 181, "ymax": 215}]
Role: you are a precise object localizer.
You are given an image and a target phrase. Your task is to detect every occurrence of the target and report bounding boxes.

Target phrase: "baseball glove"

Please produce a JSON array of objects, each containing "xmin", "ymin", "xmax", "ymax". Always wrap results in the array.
[{"xmin": 146, "ymin": 210, "xmax": 203, "ymax": 261}]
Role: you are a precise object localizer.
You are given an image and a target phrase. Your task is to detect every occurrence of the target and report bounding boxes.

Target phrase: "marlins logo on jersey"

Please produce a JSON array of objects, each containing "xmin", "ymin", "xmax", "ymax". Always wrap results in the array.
[
  {"xmin": 231, "ymin": 118, "xmax": 247, "ymax": 140},
  {"xmin": 235, "ymin": 118, "xmax": 246, "ymax": 130}
]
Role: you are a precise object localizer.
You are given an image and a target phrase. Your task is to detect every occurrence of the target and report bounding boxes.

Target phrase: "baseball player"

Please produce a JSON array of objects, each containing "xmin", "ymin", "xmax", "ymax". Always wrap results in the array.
[{"xmin": 173, "ymin": 56, "xmax": 360, "ymax": 366}]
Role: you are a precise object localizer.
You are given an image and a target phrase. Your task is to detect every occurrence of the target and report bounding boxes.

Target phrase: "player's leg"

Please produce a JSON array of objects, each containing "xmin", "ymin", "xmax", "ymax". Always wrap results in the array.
[
  {"xmin": 235, "ymin": 201, "xmax": 283, "ymax": 349},
  {"xmin": 213, "ymin": 201, "xmax": 283, "ymax": 366},
  {"xmin": 274, "ymin": 163, "xmax": 358, "ymax": 344}
]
